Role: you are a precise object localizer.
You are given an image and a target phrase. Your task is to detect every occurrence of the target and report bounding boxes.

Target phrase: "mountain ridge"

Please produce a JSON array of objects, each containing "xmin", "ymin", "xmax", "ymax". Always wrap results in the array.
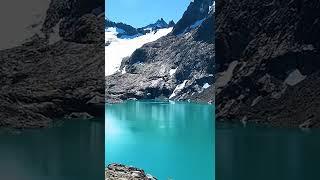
[
  {"xmin": 105, "ymin": 0, "xmax": 214, "ymax": 104},
  {"xmin": 105, "ymin": 18, "xmax": 175, "ymax": 39}
]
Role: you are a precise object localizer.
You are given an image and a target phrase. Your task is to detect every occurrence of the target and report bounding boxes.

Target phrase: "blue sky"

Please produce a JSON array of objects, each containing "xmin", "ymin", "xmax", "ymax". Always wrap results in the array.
[{"xmin": 106, "ymin": 0, "xmax": 191, "ymax": 28}]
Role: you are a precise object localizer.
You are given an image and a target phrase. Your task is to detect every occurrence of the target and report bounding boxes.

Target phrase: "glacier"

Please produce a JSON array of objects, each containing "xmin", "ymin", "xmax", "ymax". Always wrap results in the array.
[{"xmin": 105, "ymin": 27, "xmax": 173, "ymax": 76}]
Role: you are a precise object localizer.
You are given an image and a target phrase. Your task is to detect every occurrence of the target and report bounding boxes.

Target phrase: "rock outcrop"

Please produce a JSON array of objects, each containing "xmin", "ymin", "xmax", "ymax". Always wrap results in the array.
[
  {"xmin": 216, "ymin": 0, "xmax": 320, "ymax": 128},
  {"xmin": 105, "ymin": 0, "xmax": 214, "ymax": 104},
  {"xmin": 172, "ymin": 0, "xmax": 213, "ymax": 35},
  {"xmin": 0, "ymin": 0, "xmax": 104, "ymax": 129},
  {"xmin": 105, "ymin": 20, "xmax": 139, "ymax": 38},
  {"xmin": 106, "ymin": 164, "xmax": 157, "ymax": 180}
]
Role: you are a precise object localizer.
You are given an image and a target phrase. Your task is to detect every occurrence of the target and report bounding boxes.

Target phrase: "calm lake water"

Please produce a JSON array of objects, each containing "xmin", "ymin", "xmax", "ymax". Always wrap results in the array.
[
  {"xmin": 0, "ymin": 119, "xmax": 104, "ymax": 179},
  {"xmin": 105, "ymin": 101, "xmax": 215, "ymax": 180},
  {"xmin": 216, "ymin": 122, "xmax": 320, "ymax": 180}
]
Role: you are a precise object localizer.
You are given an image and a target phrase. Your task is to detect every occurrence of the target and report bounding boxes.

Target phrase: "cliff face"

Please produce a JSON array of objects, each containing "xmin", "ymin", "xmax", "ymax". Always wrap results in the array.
[
  {"xmin": 105, "ymin": 0, "xmax": 214, "ymax": 103},
  {"xmin": 173, "ymin": 0, "xmax": 213, "ymax": 35},
  {"xmin": 216, "ymin": 0, "xmax": 320, "ymax": 128},
  {"xmin": 0, "ymin": 0, "xmax": 104, "ymax": 129}
]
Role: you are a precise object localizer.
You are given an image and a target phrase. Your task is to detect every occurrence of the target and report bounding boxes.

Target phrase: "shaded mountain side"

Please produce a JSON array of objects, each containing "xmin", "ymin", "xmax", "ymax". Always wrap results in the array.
[
  {"xmin": 0, "ymin": 0, "xmax": 104, "ymax": 129},
  {"xmin": 191, "ymin": 85, "xmax": 214, "ymax": 102},
  {"xmin": 105, "ymin": 0, "xmax": 214, "ymax": 104},
  {"xmin": 216, "ymin": 0, "xmax": 320, "ymax": 128},
  {"xmin": 42, "ymin": 0, "xmax": 104, "ymax": 43},
  {"xmin": 173, "ymin": 0, "xmax": 213, "ymax": 35},
  {"xmin": 105, "ymin": 20, "xmax": 139, "ymax": 37}
]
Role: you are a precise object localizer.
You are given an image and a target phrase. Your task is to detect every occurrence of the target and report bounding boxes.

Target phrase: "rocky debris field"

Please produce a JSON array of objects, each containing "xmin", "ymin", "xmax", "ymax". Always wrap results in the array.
[{"xmin": 106, "ymin": 164, "xmax": 157, "ymax": 180}]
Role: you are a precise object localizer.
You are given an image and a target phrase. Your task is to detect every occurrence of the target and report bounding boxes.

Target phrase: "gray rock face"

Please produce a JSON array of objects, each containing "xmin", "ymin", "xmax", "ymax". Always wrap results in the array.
[
  {"xmin": 168, "ymin": 20, "xmax": 176, "ymax": 28},
  {"xmin": 43, "ymin": 0, "xmax": 104, "ymax": 42},
  {"xmin": 172, "ymin": 0, "xmax": 214, "ymax": 35},
  {"xmin": 0, "ymin": 0, "xmax": 104, "ymax": 129},
  {"xmin": 105, "ymin": 0, "xmax": 214, "ymax": 104},
  {"xmin": 105, "ymin": 164, "xmax": 157, "ymax": 180},
  {"xmin": 105, "ymin": 20, "xmax": 139, "ymax": 38},
  {"xmin": 137, "ymin": 18, "xmax": 170, "ymax": 33},
  {"xmin": 60, "ymin": 13, "xmax": 104, "ymax": 43},
  {"xmin": 215, "ymin": 0, "xmax": 320, "ymax": 128}
]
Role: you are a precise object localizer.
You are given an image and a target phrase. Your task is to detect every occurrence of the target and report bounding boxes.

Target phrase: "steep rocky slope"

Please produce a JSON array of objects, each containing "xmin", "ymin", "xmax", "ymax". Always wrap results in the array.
[
  {"xmin": 0, "ymin": 0, "xmax": 104, "ymax": 129},
  {"xmin": 216, "ymin": 0, "xmax": 320, "ymax": 128},
  {"xmin": 106, "ymin": 0, "xmax": 214, "ymax": 103}
]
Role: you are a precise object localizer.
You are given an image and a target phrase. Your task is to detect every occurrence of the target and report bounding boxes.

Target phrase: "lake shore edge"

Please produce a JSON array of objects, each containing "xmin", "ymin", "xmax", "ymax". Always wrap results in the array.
[{"xmin": 105, "ymin": 164, "xmax": 157, "ymax": 180}]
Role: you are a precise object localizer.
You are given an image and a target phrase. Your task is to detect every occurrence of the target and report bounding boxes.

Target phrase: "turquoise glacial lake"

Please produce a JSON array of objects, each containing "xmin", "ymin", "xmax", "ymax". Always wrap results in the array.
[
  {"xmin": 0, "ymin": 119, "xmax": 104, "ymax": 179},
  {"xmin": 216, "ymin": 122, "xmax": 320, "ymax": 180},
  {"xmin": 105, "ymin": 101, "xmax": 215, "ymax": 180}
]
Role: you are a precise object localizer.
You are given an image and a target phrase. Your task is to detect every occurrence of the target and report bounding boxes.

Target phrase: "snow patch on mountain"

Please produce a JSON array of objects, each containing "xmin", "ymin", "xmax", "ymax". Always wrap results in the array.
[
  {"xmin": 106, "ymin": 27, "xmax": 126, "ymax": 34},
  {"xmin": 169, "ymin": 80, "xmax": 188, "ymax": 99},
  {"xmin": 170, "ymin": 68, "xmax": 178, "ymax": 77},
  {"xmin": 202, "ymin": 83, "xmax": 211, "ymax": 89},
  {"xmin": 216, "ymin": 61, "xmax": 238, "ymax": 88},
  {"xmin": 120, "ymin": 33, "xmax": 143, "ymax": 39},
  {"xmin": 178, "ymin": 18, "xmax": 205, "ymax": 37},
  {"xmin": 284, "ymin": 69, "xmax": 306, "ymax": 86},
  {"xmin": 105, "ymin": 27, "xmax": 173, "ymax": 76},
  {"xmin": 209, "ymin": 1, "xmax": 215, "ymax": 13},
  {"xmin": 190, "ymin": 18, "xmax": 206, "ymax": 29},
  {"xmin": 48, "ymin": 19, "xmax": 62, "ymax": 45}
]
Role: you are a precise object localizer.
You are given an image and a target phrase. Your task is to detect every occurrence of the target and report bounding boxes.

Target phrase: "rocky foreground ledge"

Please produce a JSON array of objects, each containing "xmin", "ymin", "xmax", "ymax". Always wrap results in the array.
[
  {"xmin": 0, "ymin": 0, "xmax": 105, "ymax": 129},
  {"xmin": 105, "ymin": 164, "xmax": 157, "ymax": 180}
]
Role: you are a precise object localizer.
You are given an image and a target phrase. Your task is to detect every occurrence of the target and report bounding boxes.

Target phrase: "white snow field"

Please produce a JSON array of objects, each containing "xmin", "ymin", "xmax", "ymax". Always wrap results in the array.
[
  {"xmin": 105, "ymin": 27, "xmax": 173, "ymax": 76},
  {"xmin": 169, "ymin": 80, "xmax": 188, "ymax": 99}
]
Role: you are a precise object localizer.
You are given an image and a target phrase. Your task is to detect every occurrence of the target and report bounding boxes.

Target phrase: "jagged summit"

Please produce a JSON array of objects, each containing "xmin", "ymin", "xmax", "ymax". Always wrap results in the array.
[
  {"xmin": 137, "ymin": 18, "xmax": 170, "ymax": 34},
  {"xmin": 153, "ymin": 18, "xmax": 168, "ymax": 28},
  {"xmin": 105, "ymin": 18, "xmax": 173, "ymax": 39},
  {"xmin": 172, "ymin": 0, "xmax": 213, "ymax": 35},
  {"xmin": 168, "ymin": 20, "xmax": 176, "ymax": 27}
]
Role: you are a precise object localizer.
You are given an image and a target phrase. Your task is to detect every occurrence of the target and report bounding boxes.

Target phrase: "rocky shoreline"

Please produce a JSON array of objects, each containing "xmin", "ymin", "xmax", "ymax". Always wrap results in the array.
[{"xmin": 105, "ymin": 164, "xmax": 157, "ymax": 180}]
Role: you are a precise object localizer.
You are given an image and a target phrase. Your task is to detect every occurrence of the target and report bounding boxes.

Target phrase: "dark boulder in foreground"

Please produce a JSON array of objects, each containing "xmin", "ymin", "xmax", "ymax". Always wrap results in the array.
[
  {"xmin": 215, "ymin": 0, "xmax": 320, "ymax": 128},
  {"xmin": 105, "ymin": 164, "xmax": 157, "ymax": 180}
]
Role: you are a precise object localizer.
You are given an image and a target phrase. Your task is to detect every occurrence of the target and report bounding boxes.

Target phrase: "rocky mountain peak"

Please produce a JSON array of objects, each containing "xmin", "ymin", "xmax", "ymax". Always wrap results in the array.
[
  {"xmin": 155, "ymin": 18, "xmax": 168, "ymax": 27},
  {"xmin": 142, "ymin": 18, "xmax": 169, "ymax": 30},
  {"xmin": 172, "ymin": 0, "xmax": 213, "ymax": 35},
  {"xmin": 168, "ymin": 20, "xmax": 176, "ymax": 27}
]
